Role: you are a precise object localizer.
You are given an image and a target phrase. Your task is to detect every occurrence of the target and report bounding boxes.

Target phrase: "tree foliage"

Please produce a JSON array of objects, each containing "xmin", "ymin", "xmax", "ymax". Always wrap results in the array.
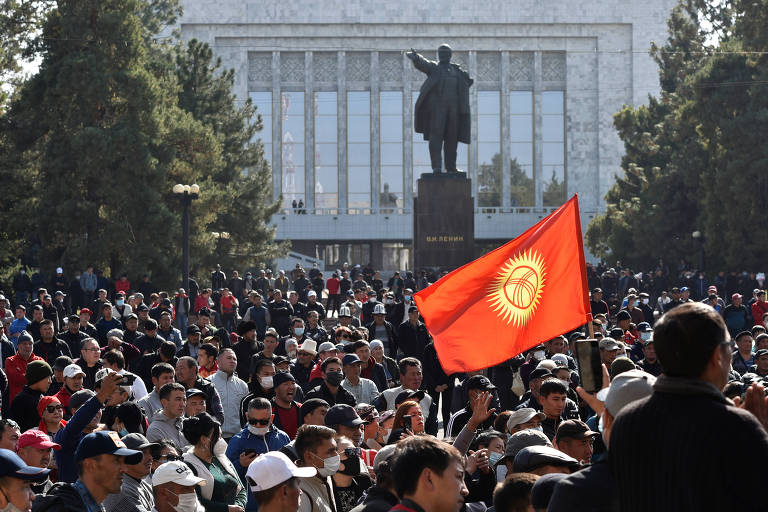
[{"xmin": 0, "ymin": 0, "xmax": 283, "ymax": 288}]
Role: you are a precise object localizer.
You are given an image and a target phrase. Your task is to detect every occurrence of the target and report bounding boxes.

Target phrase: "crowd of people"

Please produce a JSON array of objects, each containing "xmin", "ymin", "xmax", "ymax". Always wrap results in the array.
[{"xmin": 0, "ymin": 260, "xmax": 766, "ymax": 512}]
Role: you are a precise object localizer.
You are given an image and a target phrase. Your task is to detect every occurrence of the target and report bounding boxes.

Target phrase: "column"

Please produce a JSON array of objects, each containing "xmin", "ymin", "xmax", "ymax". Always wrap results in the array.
[
  {"xmin": 500, "ymin": 51, "xmax": 511, "ymax": 209},
  {"xmin": 271, "ymin": 52, "xmax": 281, "ymax": 204},
  {"xmin": 402, "ymin": 53, "xmax": 413, "ymax": 209},
  {"xmin": 469, "ymin": 51, "xmax": 478, "ymax": 208},
  {"xmin": 533, "ymin": 51, "xmax": 544, "ymax": 209},
  {"xmin": 305, "ymin": 51, "xmax": 314, "ymax": 210},
  {"xmin": 337, "ymin": 51, "xmax": 347, "ymax": 211},
  {"xmin": 370, "ymin": 51, "xmax": 381, "ymax": 211}
]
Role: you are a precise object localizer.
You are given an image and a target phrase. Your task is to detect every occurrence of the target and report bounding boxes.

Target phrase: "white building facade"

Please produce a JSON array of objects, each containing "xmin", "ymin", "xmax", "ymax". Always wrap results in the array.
[{"xmin": 174, "ymin": 0, "xmax": 676, "ymax": 269}]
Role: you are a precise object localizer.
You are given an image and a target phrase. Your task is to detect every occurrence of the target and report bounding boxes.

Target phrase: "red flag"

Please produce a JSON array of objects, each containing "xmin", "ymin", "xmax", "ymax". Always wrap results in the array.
[{"xmin": 413, "ymin": 195, "xmax": 591, "ymax": 374}]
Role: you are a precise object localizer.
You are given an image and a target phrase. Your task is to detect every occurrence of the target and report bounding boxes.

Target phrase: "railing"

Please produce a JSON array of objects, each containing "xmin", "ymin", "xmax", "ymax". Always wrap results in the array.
[{"xmin": 276, "ymin": 206, "xmax": 604, "ymax": 216}]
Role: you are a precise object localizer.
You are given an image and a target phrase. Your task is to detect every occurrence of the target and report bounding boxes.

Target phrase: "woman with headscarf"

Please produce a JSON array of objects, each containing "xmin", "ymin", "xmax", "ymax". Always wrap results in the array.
[{"xmin": 38, "ymin": 395, "xmax": 66, "ymax": 437}]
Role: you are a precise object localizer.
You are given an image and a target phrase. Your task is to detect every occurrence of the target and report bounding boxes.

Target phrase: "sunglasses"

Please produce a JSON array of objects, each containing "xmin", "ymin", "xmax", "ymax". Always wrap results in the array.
[
  {"xmin": 248, "ymin": 418, "xmax": 270, "ymax": 426},
  {"xmin": 158, "ymin": 454, "xmax": 181, "ymax": 462},
  {"xmin": 45, "ymin": 405, "xmax": 63, "ymax": 413},
  {"xmin": 343, "ymin": 447, "xmax": 362, "ymax": 458}
]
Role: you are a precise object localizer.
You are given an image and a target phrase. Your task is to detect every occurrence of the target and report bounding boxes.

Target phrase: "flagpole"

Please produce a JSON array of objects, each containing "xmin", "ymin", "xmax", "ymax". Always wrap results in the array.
[{"xmin": 587, "ymin": 313, "xmax": 594, "ymax": 338}]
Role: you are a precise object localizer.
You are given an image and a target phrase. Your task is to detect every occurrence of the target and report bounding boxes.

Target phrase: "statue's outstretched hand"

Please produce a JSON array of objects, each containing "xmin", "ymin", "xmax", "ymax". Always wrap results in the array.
[{"xmin": 407, "ymin": 48, "xmax": 418, "ymax": 61}]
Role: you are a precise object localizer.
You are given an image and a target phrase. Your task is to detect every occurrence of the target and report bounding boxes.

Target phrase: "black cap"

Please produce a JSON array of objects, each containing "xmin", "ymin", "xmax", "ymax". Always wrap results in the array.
[
  {"xmin": 637, "ymin": 322, "xmax": 652, "ymax": 333},
  {"xmin": 121, "ymin": 433, "xmax": 160, "ymax": 451},
  {"xmin": 465, "ymin": 375, "xmax": 496, "ymax": 391},
  {"xmin": 136, "ymin": 304, "xmax": 149, "ymax": 312},
  {"xmin": 395, "ymin": 389, "xmax": 425, "ymax": 406},
  {"xmin": 513, "ymin": 446, "xmax": 579, "ymax": 473},
  {"xmin": 185, "ymin": 388, "xmax": 206, "ymax": 399},
  {"xmin": 186, "ymin": 325, "xmax": 201, "ymax": 336},
  {"xmin": 161, "ymin": 298, "xmax": 172, "ymax": 307},
  {"xmin": 273, "ymin": 371, "xmax": 296, "ymax": 388},
  {"xmin": 529, "ymin": 368, "xmax": 553, "ymax": 381},
  {"xmin": 609, "ymin": 328, "xmax": 625, "ymax": 339},
  {"xmin": 755, "ymin": 349, "xmax": 768, "ymax": 359},
  {"xmin": 324, "ymin": 404, "xmax": 364, "ymax": 428},
  {"xmin": 74, "ymin": 431, "xmax": 143, "ymax": 464},
  {"xmin": 615, "ymin": 310, "xmax": 631, "ymax": 321}
]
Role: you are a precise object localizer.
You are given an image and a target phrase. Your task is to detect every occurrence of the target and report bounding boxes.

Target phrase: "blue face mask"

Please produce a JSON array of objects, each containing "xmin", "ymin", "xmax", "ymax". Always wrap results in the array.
[
  {"xmin": 294, "ymin": 327, "xmax": 304, "ymax": 336},
  {"xmin": 119, "ymin": 428, "xmax": 129, "ymax": 437},
  {"xmin": 404, "ymin": 295, "xmax": 412, "ymax": 302},
  {"xmin": 532, "ymin": 425, "xmax": 543, "ymax": 433},
  {"xmin": 488, "ymin": 451, "xmax": 503, "ymax": 467}
]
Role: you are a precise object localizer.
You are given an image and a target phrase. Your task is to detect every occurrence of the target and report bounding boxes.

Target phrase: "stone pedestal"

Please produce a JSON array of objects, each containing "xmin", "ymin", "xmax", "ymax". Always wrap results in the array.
[{"xmin": 413, "ymin": 174, "xmax": 475, "ymax": 270}]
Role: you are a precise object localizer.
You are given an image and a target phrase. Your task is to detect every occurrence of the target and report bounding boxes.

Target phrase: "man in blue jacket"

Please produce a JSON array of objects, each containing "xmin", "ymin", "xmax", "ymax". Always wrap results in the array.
[
  {"xmin": 54, "ymin": 372, "xmax": 123, "ymax": 483},
  {"xmin": 226, "ymin": 396, "xmax": 290, "ymax": 511}
]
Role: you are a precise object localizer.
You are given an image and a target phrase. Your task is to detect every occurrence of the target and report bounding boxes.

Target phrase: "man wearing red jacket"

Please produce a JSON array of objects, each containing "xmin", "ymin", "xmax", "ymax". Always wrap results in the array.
[
  {"xmin": 5, "ymin": 332, "xmax": 43, "ymax": 402},
  {"xmin": 751, "ymin": 290, "xmax": 768, "ymax": 326}
]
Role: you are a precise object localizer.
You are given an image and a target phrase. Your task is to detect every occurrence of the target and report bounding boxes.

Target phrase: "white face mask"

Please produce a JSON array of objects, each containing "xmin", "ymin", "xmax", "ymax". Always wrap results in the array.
[
  {"xmin": 316, "ymin": 454, "xmax": 340, "ymax": 477},
  {"xmin": 169, "ymin": 491, "xmax": 201, "ymax": 512},
  {"xmin": 248, "ymin": 424, "xmax": 269, "ymax": 436},
  {"xmin": 642, "ymin": 298, "xmax": 649, "ymax": 305},
  {"xmin": 368, "ymin": 297, "xmax": 376, "ymax": 303},
  {"xmin": 641, "ymin": 332, "xmax": 652, "ymax": 341},
  {"xmin": 559, "ymin": 379, "xmax": 570, "ymax": 388},
  {"xmin": 213, "ymin": 438, "xmax": 227, "ymax": 456},
  {"xmin": 533, "ymin": 350, "xmax": 545, "ymax": 360},
  {"xmin": 260, "ymin": 376, "xmax": 274, "ymax": 389},
  {"xmin": 287, "ymin": 350, "xmax": 297, "ymax": 359},
  {"xmin": 382, "ymin": 428, "xmax": 392, "ymax": 443}
]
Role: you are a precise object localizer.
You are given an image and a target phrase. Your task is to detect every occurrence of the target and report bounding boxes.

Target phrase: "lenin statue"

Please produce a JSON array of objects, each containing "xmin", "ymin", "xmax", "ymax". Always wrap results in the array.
[{"xmin": 407, "ymin": 44, "xmax": 473, "ymax": 175}]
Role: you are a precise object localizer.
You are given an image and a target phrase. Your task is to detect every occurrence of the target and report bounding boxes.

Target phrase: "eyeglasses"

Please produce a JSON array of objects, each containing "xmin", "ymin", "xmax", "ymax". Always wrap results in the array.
[
  {"xmin": 342, "ymin": 447, "xmax": 362, "ymax": 458},
  {"xmin": 83, "ymin": 348, "xmax": 100, "ymax": 352},
  {"xmin": 158, "ymin": 454, "xmax": 181, "ymax": 462},
  {"xmin": 248, "ymin": 418, "xmax": 270, "ymax": 426},
  {"xmin": 45, "ymin": 405, "xmax": 63, "ymax": 413}
]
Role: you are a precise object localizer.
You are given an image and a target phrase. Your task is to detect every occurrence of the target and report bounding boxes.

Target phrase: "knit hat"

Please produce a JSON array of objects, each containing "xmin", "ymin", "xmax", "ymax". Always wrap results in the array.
[{"xmin": 26, "ymin": 360, "xmax": 53, "ymax": 385}]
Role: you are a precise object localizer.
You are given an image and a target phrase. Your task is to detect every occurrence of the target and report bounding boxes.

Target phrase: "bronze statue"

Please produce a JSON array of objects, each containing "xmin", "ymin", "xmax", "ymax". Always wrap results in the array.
[{"xmin": 407, "ymin": 44, "xmax": 473, "ymax": 175}]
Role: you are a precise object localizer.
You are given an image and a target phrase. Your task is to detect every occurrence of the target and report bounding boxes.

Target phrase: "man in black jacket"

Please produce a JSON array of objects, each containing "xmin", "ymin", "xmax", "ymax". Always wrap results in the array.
[
  {"xmin": 9, "ymin": 360, "xmax": 53, "ymax": 432},
  {"xmin": 305, "ymin": 357, "xmax": 356, "ymax": 407},
  {"xmin": 366, "ymin": 304, "xmax": 398, "ymax": 359},
  {"xmin": 59, "ymin": 315, "xmax": 88, "ymax": 359},
  {"xmin": 396, "ymin": 306, "xmax": 431, "ymax": 359},
  {"xmin": 33, "ymin": 319, "xmax": 72, "ymax": 364},
  {"xmin": 267, "ymin": 290, "xmax": 294, "ymax": 336},
  {"xmin": 610, "ymin": 302, "xmax": 768, "ymax": 511},
  {"xmin": 174, "ymin": 356, "xmax": 224, "ymax": 424}
]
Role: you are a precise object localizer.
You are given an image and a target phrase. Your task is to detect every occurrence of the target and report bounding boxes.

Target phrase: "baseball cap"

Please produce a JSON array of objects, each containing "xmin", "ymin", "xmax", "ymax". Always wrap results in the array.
[
  {"xmin": 732, "ymin": 293, "xmax": 742, "ymax": 300},
  {"xmin": 246, "ymin": 451, "xmax": 315, "ymax": 492},
  {"xmin": 307, "ymin": 290, "xmax": 317, "ymax": 298},
  {"xmin": 599, "ymin": 338, "xmax": 620, "ymax": 351},
  {"xmin": 324, "ymin": 404, "xmax": 365, "ymax": 428},
  {"xmin": 121, "ymin": 433, "xmax": 159, "ymax": 452},
  {"xmin": 596, "ymin": 369, "xmax": 656, "ymax": 416},
  {"xmin": 637, "ymin": 322, "xmax": 652, "ymax": 333},
  {"xmin": 506, "ymin": 408, "xmax": 545, "ymax": 432},
  {"xmin": 513, "ymin": 446, "xmax": 579, "ymax": 473},
  {"xmin": 185, "ymin": 388, "xmax": 206, "ymax": 400},
  {"xmin": 529, "ymin": 368, "xmax": 553, "ymax": 380},
  {"xmin": 63, "ymin": 364, "xmax": 86, "ymax": 379},
  {"xmin": 341, "ymin": 354, "xmax": 361, "ymax": 366},
  {"xmin": 497, "ymin": 429, "xmax": 551, "ymax": 466},
  {"xmin": 555, "ymin": 420, "xmax": 598, "ymax": 442},
  {"xmin": 18, "ymin": 430, "xmax": 61, "ymax": 451},
  {"xmin": 80, "ymin": 308, "xmax": 93, "ymax": 315},
  {"xmin": 339, "ymin": 306, "xmax": 352, "ymax": 316},
  {"xmin": 755, "ymin": 349, "xmax": 768, "ymax": 359},
  {"xmin": 53, "ymin": 356, "xmax": 73, "ymax": 371},
  {"xmin": 318, "ymin": 341, "xmax": 337, "ymax": 353},
  {"xmin": 465, "ymin": 375, "xmax": 496, "ymax": 391},
  {"xmin": 152, "ymin": 460, "xmax": 206, "ymax": 487},
  {"xmin": 680, "ymin": 287, "xmax": 689, "ymax": 292},
  {"xmin": 70, "ymin": 389, "xmax": 96, "ymax": 410},
  {"xmin": 0, "ymin": 449, "xmax": 50, "ymax": 481},
  {"xmin": 372, "ymin": 444, "xmax": 397, "ymax": 473},
  {"xmin": 187, "ymin": 325, "xmax": 201, "ymax": 336},
  {"xmin": 273, "ymin": 371, "xmax": 296, "ymax": 388},
  {"xmin": 395, "ymin": 389, "xmax": 425, "ymax": 406},
  {"xmin": 75, "ymin": 431, "xmax": 143, "ymax": 464}
]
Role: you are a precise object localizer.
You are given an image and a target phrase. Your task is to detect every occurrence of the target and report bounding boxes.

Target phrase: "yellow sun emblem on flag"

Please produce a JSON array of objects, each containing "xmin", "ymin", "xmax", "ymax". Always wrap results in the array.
[{"xmin": 487, "ymin": 249, "xmax": 546, "ymax": 327}]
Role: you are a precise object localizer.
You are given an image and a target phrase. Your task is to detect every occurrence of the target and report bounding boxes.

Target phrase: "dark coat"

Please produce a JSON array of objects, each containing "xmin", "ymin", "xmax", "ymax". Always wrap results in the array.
[
  {"xmin": 31, "ymin": 482, "xmax": 84, "ymax": 512},
  {"xmin": 305, "ymin": 382, "xmax": 356, "ymax": 407},
  {"xmin": 9, "ymin": 386, "xmax": 43, "ymax": 431},
  {"xmin": 396, "ymin": 320, "xmax": 431, "ymax": 359},
  {"xmin": 411, "ymin": 52, "xmax": 473, "ymax": 144},
  {"xmin": 610, "ymin": 376, "xmax": 768, "ymax": 512}
]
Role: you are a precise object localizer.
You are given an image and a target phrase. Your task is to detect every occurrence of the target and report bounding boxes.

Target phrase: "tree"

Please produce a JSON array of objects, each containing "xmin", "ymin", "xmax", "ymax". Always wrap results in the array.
[
  {"xmin": 586, "ymin": 4, "xmax": 709, "ymax": 268},
  {"xmin": 477, "ymin": 152, "xmax": 502, "ymax": 207},
  {"xmin": 542, "ymin": 169, "xmax": 566, "ymax": 207},
  {"xmin": 174, "ymin": 38, "xmax": 286, "ymax": 272},
  {"xmin": 509, "ymin": 158, "xmax": 534, "ymax": 207},
  {"xmin": 2, "ymin": 0, "xmax": 222, "ymax": 288}
]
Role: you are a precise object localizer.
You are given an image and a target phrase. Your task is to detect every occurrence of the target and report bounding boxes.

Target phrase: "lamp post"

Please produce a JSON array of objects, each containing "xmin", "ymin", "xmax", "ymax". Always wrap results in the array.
[
  {"xmin": 692, "ymin": 230, "xmax": 705, "ymax": 271},
  {"xmin": 173, "ymin": 183, "xmax": 200, "ymax": 292}
]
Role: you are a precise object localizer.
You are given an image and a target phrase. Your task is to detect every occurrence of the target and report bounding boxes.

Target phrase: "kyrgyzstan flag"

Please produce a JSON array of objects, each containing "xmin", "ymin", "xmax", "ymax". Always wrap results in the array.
[{"xmin": 414, "ymin": 195, "xmax": 591, "ymax": 374}]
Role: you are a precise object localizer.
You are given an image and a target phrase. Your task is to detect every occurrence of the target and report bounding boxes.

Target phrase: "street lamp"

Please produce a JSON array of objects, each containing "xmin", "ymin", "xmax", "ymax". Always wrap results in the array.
[
  {"xmin": 692, "ymin": 230, "xmax": 705, "ymax": 271},
  {"xmin": 173, "ymin": 183, "xmax": 200, "ymax": 292}
]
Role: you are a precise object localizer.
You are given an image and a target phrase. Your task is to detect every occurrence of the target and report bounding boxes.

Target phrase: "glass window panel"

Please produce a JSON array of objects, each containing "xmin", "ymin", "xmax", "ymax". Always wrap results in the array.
[
  {"xmin": 478, "ymin": 91, "xmax": 501, "ymax": 115},
  {"xmin": 543, "ymin": 142, "xmax": 565, "ymax": 165},
  {"xmin": 348, "ymin": 92, "xmax": 370, "ymax": 209},
  {"xmin": 381, "ymin": 119, "xmax": 402, "ymax": 143},
  {"xmin": 281, "ymin": 91, "xmax": 304, "ymax": 208},
  {"xmin": 315, "ymin": 93, "xmax": 336, "ymax": 116},
  {"xmin": 347, "ymin": 116, "xmax": 370, "ymax": 142},
  {"xmin": 381, "ymin": 142, "xmax": 403, "ymax": 166},
  {"xmin": 347, "ymin": 92, "xmax": 370, "ymax": 115},
  {"xmin": 315, "ymin": 167, "xmax": 338, "ymax": 209},
  {"xmin": 315, "ymin": 116, "xmax": 337, "ymax": 143},
  {"xmin": 510, "ymin": 115, "xmax": 533, "ymax": 142},
  {"xmin": 542, "ymin": 115, "xmax": 564, "ymax": 142},
  {"xmin": 478, "ymin": 92, "xmax": 502, "ymax": 207},
  {"xmin": 542, "ymin": 91, "xmax": 564, "ymax": 114},
  {"xmin": 315, "ymin": 143, "xmax": 337, "ymax": 166},
  {"xmin": 249, "ymin": 92, "xmax": 272, "ymax": 166},
  {"xmin": 380, "ymin": 91, "xmax": 402, "ymax": 115},
  {"xmin": 510, "ymin": 143, "xmax": 533, "ymax": 166},
  {"xmin": 509, "ymin": 91, "xmax": 532, "ymax": 115}
]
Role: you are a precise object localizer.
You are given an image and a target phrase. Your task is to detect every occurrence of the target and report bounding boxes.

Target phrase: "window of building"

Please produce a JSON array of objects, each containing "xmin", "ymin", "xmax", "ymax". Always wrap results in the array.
[
  {"xmin": 249, "ymin": 92, "xmax": 272, "ymax": 166},
  {"xmin": 347, "ymin": 91, "xmax": 371, "ymax": 210},
  {"xmin": 281, "ymin": 91, "xmax": 305, "ymax": 209},
  {"xmin": 314, "ymin": 91, "xmax": 338, "ymax": 209},
  {"xmin": 477, "ymin": 90, "xmax": 501, "ymax": 207},
  {"xmin": 380, "ymin": 91, "xmax": 403, "ymax": 209},
  {"xmin": 509, "ymin": 90, "xmax": 534, "ymax": 207},
  {"xmin": 542, "ymin": 91, "xmax": 566, "ymax": 206}
]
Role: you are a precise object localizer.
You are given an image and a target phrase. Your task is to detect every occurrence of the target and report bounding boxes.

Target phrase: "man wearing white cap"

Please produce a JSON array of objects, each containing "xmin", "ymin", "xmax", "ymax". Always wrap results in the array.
[
  {"xmin": 55, "ymin": 363, "xmax": 86, "ymax": 418},
  {"xmin": 151, "ymin": 460, "xmax": 205, "ymax": 512},
  {"xmin": 246, "ymin": 451, "xmax": 316, "ymax": 512}
]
